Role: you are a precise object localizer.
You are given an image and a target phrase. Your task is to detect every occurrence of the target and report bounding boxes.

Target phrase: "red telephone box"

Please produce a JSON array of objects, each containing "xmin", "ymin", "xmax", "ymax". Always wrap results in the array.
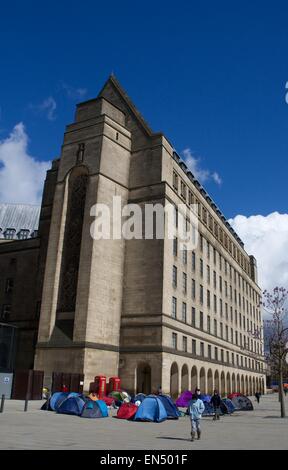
[
  {"xmin": 109, "ymin": 376, "xmax": 121, "ymax": 393},
  {"xmin": 92, "ymin": 376, "xmax": 107, "ymax": 398}
]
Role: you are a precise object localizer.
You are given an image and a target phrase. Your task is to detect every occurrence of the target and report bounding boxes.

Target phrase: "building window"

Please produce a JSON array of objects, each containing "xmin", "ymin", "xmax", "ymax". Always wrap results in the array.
[
  {"xmin": 192, "ymin": 339, "xmax": 196, "ymax": 354},
  {"xmin": 173, "ymin": 237, "xmax": 178, "ymax": 257},
  {"xmin": 191, "ymin": 307, "xmax": 196, "ymax": 327},
  {"xmin": 213, "ymin": 271, "xmax": 217, "ymax": 289},
  {"xmin": 182, "ymin": 302, "xmax": 187, "ymax": 323},
  {"xmin": 214, "ymin": 319, "xmax": 217, "ymax": 337},
  {"xmin": 214, "ymin": 347, "xmax": 218, "ymax": 361},
  {"xmin": 4, "ymin": 228, "xmax": 16, "ymax": 240},
  {"xmin": 207, "ymin": 265, "xmax": 210, "ymax": 284},
  {"xmin": 17, "ymin": 229, "xmax": 30, "ymax": 240},
  {"xmin": 182, "ymin": 245, "xmax": 187, "ymax": 264},
  {"xmin": 1, "ymin": 304, "xmax": 11, "ymax": 321},
  {"xmin": 172, "ymin": 297, "xmax": 177, "ymax": 319},
  {"xmin": 172, "ymin": 332, "xmax": 177, "ymax": 350},
  {"xmin": 200, "ymin": 342, "xmax": 204, "ymax": 357},
  {"xmin": 221, "ymin": 349, "xmax": 224, "ymax": 363},
  {"xmin": 214, "ymin": 295, "xmax": 217, "ymax": 313},
  {"xmin": 200, "ymin": 285, "xmax": 204, "ymax": 305},
  {"xmin": 207, "ymin": 290, "xmax": 211, "ymax": 308},
  {"xmin": 5, "ymin": 278, "xmax": 14, "ymax": 294},
  {"xmin": 208, "ymin": 345, "xmax": 212, "ymax": 359},
  {"xmin": 226, "ymin": 351, "xmax": 229, "ymax": 363},
  {"xmin": 183, "ymin": 336, "xmax": 187, "ymax": 352},
  {"xmin": 172, "ymin": 266, "xmax": 177, "ymax": 288},
  {"xmin": 220, "ymin": 322, "xmax": 223, "ymax": 339},
  {"xmin": 173, "ymin": 171, "xmax": 178, "ymax": 190},
  {"xmin": 207, "ymin": 315, "xmax": 211, "ymax": 333},
  {"xmin": 191, "ymin": 279, "xmax": 196, "ymax": 300},
  {"xmin": 200, "ymin": 311, "xmax": 204, "ymax": 330},
  {"xmin": 200, "ymin": 259, "xmax": 203, "ymax": 277},
  {"xmin": 174, "ymin": 207, "xmax": 178, "ymax": 228},
  {"xmin": 180, "ymin": 180, "xmax": 186, "ymax": 200},
  {"xmin": 183, "ymin": 273, "xmax": 187, "ymax": 294},
  {"xmin": 192, "ymin": 252, "xmax": 196, "ymax": 271}
]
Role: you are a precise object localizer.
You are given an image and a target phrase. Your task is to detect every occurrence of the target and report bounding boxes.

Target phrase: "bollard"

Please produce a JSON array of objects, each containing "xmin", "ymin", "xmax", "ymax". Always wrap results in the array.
[
  {"xmin": 0, "ymin": 394, "xmax": 5, "ymax": 413},
  {"xmin": 24, "ymin": 397, "xmax": 29, "ymax": 412}
]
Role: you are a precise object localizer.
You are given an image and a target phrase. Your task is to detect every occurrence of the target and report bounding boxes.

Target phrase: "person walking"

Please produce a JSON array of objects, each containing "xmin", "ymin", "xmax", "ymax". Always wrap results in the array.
[
  {"xmin": 255, "ymin": 391, "xmax": 261, "ymax": 404},
  {"xmin": 210, "ymin": 389, "xmax": 221, "ymax": 421},
  {"xmin": 188, "ymin": 393, "xmax": 205, "ymax": 441},
  {"xmin": 195, "ymin": 388, "xmax": 201, "ymax": 398},
  {"xmin": 284, "ymin": 387, "xmax": 287, "ymax": 397}
]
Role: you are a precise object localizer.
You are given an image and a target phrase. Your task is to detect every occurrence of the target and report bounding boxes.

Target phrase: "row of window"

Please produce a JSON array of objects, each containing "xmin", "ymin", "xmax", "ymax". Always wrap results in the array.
[
  {"xmin": 0, "ymin": 228, "xmax": 38, "ymax": 240},
  {"xmin": 173, "ymin": 238, "xmax": 260, "ymax": 305},
  {"xmin": 171, "ymin": 298, "xmax": 263, "ymax": 354},
  {"xmin": 172, "ymin": 170, "xmax": 250, "ymax": 275},
  {"xmin": 172, "ymin": 266, "xmax": 261, "ymax": 324},
  {"xmin": 171, "ymin": 332, "xmax": 264, "ymax": 371}
]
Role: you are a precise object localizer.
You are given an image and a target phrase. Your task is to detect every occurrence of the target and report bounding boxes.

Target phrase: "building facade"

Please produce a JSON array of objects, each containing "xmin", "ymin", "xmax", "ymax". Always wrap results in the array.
[{"xmin": 0, "ymin": 76, "xmax": 266, "ymax": 395}]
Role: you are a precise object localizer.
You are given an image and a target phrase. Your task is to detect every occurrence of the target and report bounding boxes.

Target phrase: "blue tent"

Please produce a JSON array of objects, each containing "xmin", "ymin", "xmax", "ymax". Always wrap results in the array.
[
  {"xmin": 57, "ymin": 395, "xmax": 86, "ymax": 416},
  {"xmin": 157, "ymin": 395, "xmax": 181, "ymax": 419},
  {"xmin": 81, "ymin": 400, "xmax": 108, "ymax": 418},
  {"xmin": 222, "ymin": 398, "xmax": 236, "ymax": 414},
  {"xmin": 200, "ymin": 394, "xmax": 211, "ymax": 403},
  {"xmin": 131, "ymin": 393, "xmax": 146, "ymax": 404},
  {"xmin": 134, "ymin": 395, "xmax": 168, "ymax": 422},
  {"xmin": 49, "ymin": 392, "xmax": 69, "ymax": 411}
]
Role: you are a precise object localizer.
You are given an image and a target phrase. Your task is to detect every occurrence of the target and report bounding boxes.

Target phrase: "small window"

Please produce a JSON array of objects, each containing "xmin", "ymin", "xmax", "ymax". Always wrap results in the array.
[
  {"xmin": 4, "ymin": 228, "xmax": 16, "ymax": 240},
  {"xmin": 172, "ymin": 297, "xmax": 177, "ymax": 319},
  {"xmin": 18, "ymin": 229, "xmax": 30, "ymax": 240},
  {"xmin": 172, "ymin": 332, "xmax": 177, "ymax": 350}
]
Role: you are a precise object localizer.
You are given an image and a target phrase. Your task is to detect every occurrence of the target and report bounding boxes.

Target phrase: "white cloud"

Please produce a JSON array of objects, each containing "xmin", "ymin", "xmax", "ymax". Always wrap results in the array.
[
  {"xmin": 60, "ymin": 82, "xmax": 87, "ymax": 100},
  {"xmin": 182, "ymin": 148, "xmax": 222, "ymax": 185},
  {"xmin": 229, "ymin": 212, "xmax": 288, "ymax": 292},
  {"xmin": 0, "ymin": 123, "xmax": 50, "ymax": 205},
  {"xmin": 30, "ymin": 96, "xmax": 57, "ymax": 121}
]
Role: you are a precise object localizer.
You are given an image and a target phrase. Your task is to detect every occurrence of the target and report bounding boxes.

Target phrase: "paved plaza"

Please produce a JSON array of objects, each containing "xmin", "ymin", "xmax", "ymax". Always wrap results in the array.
[{"xmin": 0, "ymin": 394, "xmax": 287, "ymax": 450}]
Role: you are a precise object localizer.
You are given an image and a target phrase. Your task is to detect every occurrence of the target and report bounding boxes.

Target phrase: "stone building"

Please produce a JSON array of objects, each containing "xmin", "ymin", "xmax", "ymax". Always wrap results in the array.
[{"xmin": 0, "ymin": 76, "xmax": 266, "ymax": 395}]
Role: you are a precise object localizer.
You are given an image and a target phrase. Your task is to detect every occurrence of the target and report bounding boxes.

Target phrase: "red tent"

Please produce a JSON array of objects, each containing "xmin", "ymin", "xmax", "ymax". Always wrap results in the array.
[
  {"xmin": 116, "ymin": 402, "xmax": 138, "ymax": 420},
  {"xmin": 228, "ymin": 393, "xmax": 242, "ymax": 399},
  {"xmin": 102, "ymin": 396, "xmax": 115, "ymax": 406}
]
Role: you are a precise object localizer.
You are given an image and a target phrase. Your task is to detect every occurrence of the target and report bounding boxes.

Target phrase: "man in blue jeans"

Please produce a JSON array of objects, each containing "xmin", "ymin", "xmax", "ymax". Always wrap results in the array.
[
  {"xmin": 210, "ymin": 389, "xmax": 221, "ymax": 420},
  {"xmin": 188, "ymin": 393, "xmax": 205, "ymax": 441}
]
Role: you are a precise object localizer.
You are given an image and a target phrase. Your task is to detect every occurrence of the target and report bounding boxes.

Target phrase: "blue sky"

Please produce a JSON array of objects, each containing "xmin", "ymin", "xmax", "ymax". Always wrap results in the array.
[{"xmin": 0, "ymin": 0, "xmax": 288, "ymax": 289}]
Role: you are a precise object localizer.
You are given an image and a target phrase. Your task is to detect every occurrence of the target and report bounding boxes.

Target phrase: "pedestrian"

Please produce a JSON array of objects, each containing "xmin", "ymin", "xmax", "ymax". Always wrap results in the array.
[
  {"xmin": 210, "ymin": 389, "xmax": 222, "ymax": 421},
  {"xmin": 188, "ymin": 393, "xmax": 205, "ymax": 441},
  {"xmin": 195, "ymin": 387, "xmax": 201, "ymax": 398},
  {"xmin": 61, "ymin": 384, "xmax": 68, "ymax": 393},
  {"xmin": 255, "ymin": 391, "xmax": 261, "ymax": 403},
  {"xmin": 283, "ymin": 387, "xmax": 287, "ymax": 397}
]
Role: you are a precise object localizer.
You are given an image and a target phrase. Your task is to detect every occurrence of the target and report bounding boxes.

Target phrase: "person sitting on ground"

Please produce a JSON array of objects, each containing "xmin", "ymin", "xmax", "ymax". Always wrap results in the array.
[
  {"xmin": 188, "ymin": 393, "xmax": 205, "ymax": 441},
  {"xmin": 210, "ymin": 389, "xmax": 222, "ymax": 421}
]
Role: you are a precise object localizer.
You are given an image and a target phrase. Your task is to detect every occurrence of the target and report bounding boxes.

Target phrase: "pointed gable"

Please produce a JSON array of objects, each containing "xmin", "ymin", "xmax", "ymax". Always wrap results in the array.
[{"xmin": 98, "ymin": 75, "xmax": 153, "ymax": 148}]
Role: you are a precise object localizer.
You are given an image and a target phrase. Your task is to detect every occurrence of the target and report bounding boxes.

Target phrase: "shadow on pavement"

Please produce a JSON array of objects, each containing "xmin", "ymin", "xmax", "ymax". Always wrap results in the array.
[{"xmin": 156, "ymin": 437, "xmax": 192, "ymax": 442}]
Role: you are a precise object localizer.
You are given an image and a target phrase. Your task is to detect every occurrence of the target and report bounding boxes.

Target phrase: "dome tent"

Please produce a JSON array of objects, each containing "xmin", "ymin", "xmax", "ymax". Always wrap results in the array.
[
  {"xmin": 222, "ymin": 398, "xmax": 236, "ymax": 413},
  {"xmin": 134, "ymin": 395, "xmax": 168, "ymax": 422},
  {"xmin": 57, "ymin": 395, "xmax": 87, "ymax": 416},
  {"xmin": 175, "ymin": 390, "xmax": 193, "ymax": 407},
  {"xmin": 116, "ymin": 402, "xmax": 138, "ymax": 420},
  {"xmin": 157, "ymin": 395, "xmax": 181, "ymax": 419},
  {"xmin": 81, "ymin": 400, "xmax": 108, "ymax": 418},
  {"xmin": 49, "ymin": 392, "xmax": 69, "ymax": 411},
  {"xmin": 231, "ymin": 395, "xmax": 254, "ymax": 411}
]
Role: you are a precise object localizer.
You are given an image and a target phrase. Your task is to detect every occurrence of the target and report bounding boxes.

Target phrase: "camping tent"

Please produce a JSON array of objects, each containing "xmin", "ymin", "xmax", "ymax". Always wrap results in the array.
[
  {"xmin": 49, "ymin": 392, "xmax": 69, "ymax": 411},
  {"xmin": 81, "ymin": 400, "xmax": 108, "ymax": 418},
  {"xmin": 200, "ymin": 394, "xmax": 211, "ymax": 403},
  {"xmin": 175, "ymin": 390, "xmax": 193, "ymax": 407},
  {"xmin": 228, "ymin": 393, "xmax": 242, "ymax": 400},
  {"xmin": 116, "ymin": 402, "xmax": 138, "ymax": 420},
  {"xmin": 231, "ymin": 395, "xmax": 253, "ymax": 411},
  {"xmin": 102, "ymin": 396, "xmax": 115, "ymax": 407},
  {"xmin": 222, "ymin": 398, "xmax": 236, "ymax": 414},
  {"xmin": 134, "ymin": 395, "xmax": 168, "ymax": 422},
  {"xmin": 157, "ymin": 395, "xmax": 180, "ymax": 419},
  {"xmin": 57, "ymin": 395, "xmax": 87, "ymax": 416},
  {"xmin": 131, "ymin": 393, "xmax": 146, "ymax": 404}
]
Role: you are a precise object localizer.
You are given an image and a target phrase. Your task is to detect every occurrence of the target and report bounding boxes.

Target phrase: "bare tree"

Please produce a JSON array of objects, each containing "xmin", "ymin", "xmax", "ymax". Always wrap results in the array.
[{"xmin": 262, "ymin": 287, "xmax": 288, "ymax": 418}]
